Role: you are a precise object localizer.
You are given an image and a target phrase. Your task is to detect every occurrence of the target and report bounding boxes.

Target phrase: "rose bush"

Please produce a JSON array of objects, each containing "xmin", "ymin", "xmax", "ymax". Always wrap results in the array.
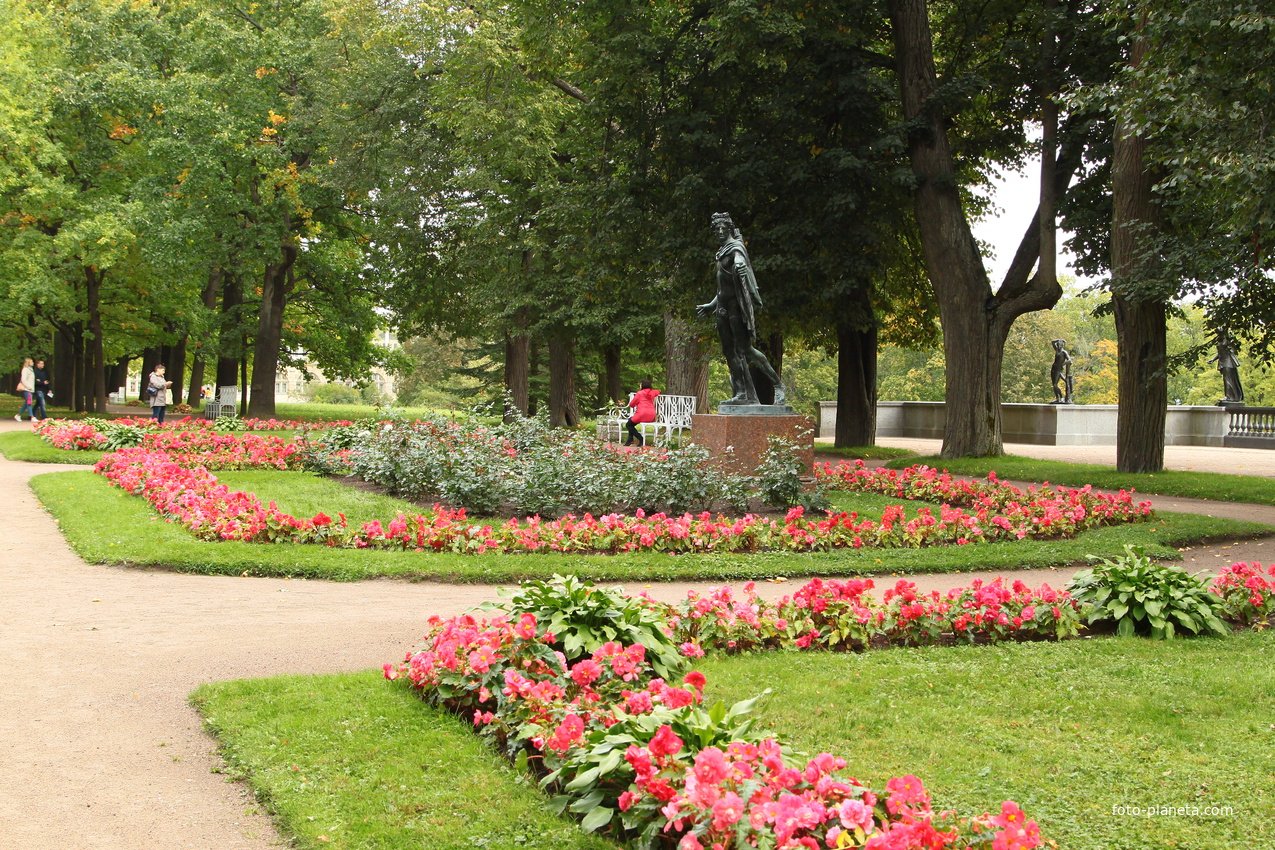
[
  {"xmin": 35, "ymin": 416, "xmax": 342, "ymax": 451},
  {"xmin": 1210, "ymin": 561, "xmax": 1275, "ymax": 626}
]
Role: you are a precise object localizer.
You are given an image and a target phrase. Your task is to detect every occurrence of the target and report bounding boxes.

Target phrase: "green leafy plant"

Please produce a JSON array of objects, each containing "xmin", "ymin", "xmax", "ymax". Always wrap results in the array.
[
  {"xmin": 1067, "ymin": 546, "xmax": 1229, "ymax": 638},
  {"xmin": 753, "ymin": 434, "xmax": 807, "ymax": 507},
  {"xmin": 502, "ymin": 575, "xmax": 686, "ymax": 680},
  {"xmin": 213, "ymin": 415, "xmax": 247, "ymax": 432}
]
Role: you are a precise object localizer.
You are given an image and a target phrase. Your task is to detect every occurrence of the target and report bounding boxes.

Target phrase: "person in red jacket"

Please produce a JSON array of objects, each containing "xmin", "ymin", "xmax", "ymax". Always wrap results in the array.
[{"xmin": 624, "ymin": 379, "xmax": 661, "ymax": 447}]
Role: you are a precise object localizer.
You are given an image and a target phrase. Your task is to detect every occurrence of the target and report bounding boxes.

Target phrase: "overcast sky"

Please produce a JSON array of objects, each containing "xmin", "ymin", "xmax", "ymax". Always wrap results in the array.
[{"xmin": 970, "ymin": 162, "xmax": 1097, "ymax": 292}]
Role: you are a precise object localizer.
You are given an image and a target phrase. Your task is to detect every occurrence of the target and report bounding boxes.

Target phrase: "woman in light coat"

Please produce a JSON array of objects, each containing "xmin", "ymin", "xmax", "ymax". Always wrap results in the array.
[
  {"xmin": 15, "ymin": 358, "xmax": 35, "ymax": 422},
  {"xmin": 148, "ymin": 363, "xmax": 173, "ymax": 423}
]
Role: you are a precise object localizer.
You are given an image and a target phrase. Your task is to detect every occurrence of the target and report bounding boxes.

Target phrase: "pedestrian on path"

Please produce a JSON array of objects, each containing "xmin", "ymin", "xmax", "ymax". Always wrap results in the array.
[
  {"xmin": 32, "ymin": 358, "xmax": 51, "ymax": 420},
  {"xmin": 15, "ymin": 357, "xmax": 35, "ymax": 422},
  {"xmin": 148, "ymin": 363, "xmax": 173, "ymax": 424}
]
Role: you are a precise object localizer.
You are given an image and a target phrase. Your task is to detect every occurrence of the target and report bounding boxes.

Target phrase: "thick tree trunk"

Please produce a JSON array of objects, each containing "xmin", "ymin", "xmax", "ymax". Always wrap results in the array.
[
  {"xmin": 85, "ymin": 267, "xmax": 107, "ymax": 413},
  {"xmin": 248, "ymin": 245, "xmax": 297, "ymax": 418},
  {"xmin": 53, "ymin": 326, "xmax": 74, "ymax": 404},
  {"xmin": 890, "ymin": 0, "xmax": 1066, "ymax": 457},
  {"xmin": 107, "ymin": 357, "xmax": 129, "ymax": 399},
  {"xmin": 603, "ymin": 344, "xmax": 622, "ymax": 404},
  {"xmin": 74, "ymin": 324, "xmax": 88, "ymax": 412},
  {"xmin": 216, "ymin": 275, "xmax": 242, "ymax": 390},
  {"xmin": 140, "ymin": 347, "xmax": 161, "ymax": 402},
  {"xmin": 547, "ymin": 334, "xmax": 580, "ymax": 428},
  {"xmin": 503, "ymin": 307, "xmax": 531, "ymax": 419},
  {"xmin": 663, "ymin": 311, "xmax": 710, "ymax": 412},
  {"xmin": 1111, "ymin": 28, "xmax": 1166, "ymax": 473},
  {"xmin": 835, "ymin": 292, "xmax": 878, "ymax": 447},
  {"xmin": 188, "ymin": 266, "xmax": 222, "ymax": 406}
]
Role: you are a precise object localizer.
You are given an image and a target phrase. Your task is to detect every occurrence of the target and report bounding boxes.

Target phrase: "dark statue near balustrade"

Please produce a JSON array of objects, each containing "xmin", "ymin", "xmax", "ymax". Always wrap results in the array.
[
  {"xmin": 1213, "ymin": 334, "xmax": 1244, "ymax": 406},
  {"xmin": 695, "ymin": 212, "xmax": 789, "ymax": 412},
  {"xmin": 1049, "ymin": 339, "xmax": 1073, "ymax": 404}
]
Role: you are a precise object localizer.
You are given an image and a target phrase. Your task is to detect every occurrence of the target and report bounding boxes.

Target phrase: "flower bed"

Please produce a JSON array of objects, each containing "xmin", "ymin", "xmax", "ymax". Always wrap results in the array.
[
  {"xmin": 94, "ymin": 438, "xmax": 1155, "ymax": 555},
  {"xmin": 34, "ymin": 416, "xmax": 342, "ymax": 451},
  {"xmin": 663, "ymin": 576, "xmax": 1083, "ymax": 654},
  {"xmin": 1211, "ymin": 562, "xmax": 1275, "ymax": 625},
  {"xmin": 386, "ymin": 580, "xmax": 1055, "ymax": 850}
]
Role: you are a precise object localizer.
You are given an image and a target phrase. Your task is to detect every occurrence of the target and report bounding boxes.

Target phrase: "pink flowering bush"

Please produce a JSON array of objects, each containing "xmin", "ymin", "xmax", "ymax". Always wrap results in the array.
[
  {"xmin": 1211, "ymin": 562, "xmax": 1275, "ymax": 626},
  {"xmin": 387, "ymin": 583, "xmax": 1050, "ymax": 849}
]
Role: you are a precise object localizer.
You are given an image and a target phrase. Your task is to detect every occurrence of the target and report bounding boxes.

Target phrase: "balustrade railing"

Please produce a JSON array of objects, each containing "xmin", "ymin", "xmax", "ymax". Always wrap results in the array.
[{"xmin": 1226, "ymin": 407, "xmax": 1275, "ymax": 439}]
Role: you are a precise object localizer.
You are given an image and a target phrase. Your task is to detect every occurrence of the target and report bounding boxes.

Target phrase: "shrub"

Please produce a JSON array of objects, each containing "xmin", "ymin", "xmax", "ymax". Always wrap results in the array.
[
  {"xmin": 753, "ymin": 435, "xmax": 806, "ymax": 507},
  {"xmin": 1067, "ymin": 546, "xmax": 1230, "ymax": 638},
  {"xmin": 308, "ymin": 382, "xmax": 361, "ymax": 405}
]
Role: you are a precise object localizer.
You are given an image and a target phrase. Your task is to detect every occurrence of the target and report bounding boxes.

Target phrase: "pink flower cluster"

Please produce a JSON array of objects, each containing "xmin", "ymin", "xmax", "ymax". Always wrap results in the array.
[
  {"xmin": 34, "ymin": 419, "xmax": 107, "ymax": 450},
  {"xmin": 386, "ymin": 609, "xmax": 1045, "ymax": 850},
  {"xmin": 106, "ymin": 415, "xmax": 346, "ymax": 431},
  {"xmin": 816, "ymin": 461, "xmax": 1153, "ymax": 532},
  {"xmin": 1211, "ymin": 562, "xmax": 1275, "ymax": 625},
  {"xmin": 665, "ymin": 577, "xmax": 1083, "ymax": 655}
]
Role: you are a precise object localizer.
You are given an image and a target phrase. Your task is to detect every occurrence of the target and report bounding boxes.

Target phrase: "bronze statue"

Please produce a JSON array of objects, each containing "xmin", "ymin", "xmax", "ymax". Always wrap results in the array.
[
  {"xmin": 1050, "ymin": 339, "xmax": 1073, "ymax": 404},
  {"xmin": 695, "ymin": 212, "xmax": 786, "ymax": 408},
  {"xmin": 1212, "ymin": 334, "xmax": 1244, "ymax": 405}
]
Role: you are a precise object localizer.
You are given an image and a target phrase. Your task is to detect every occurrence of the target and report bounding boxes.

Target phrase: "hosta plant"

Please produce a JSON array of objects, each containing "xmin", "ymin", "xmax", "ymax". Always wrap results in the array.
[
  {"xmin": 1067, "ymin": 546, "xmax": 1229, "ymax": 638},
  {"xmin": 502, "ymin": 575, "xmax": 687, "ymax": 680}
]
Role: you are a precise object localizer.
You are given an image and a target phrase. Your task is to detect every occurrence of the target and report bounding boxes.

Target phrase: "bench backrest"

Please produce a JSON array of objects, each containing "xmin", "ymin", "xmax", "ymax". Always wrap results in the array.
[{"xmin": 656, "ymin": 394, "xmax": 696, "ymax": 428}]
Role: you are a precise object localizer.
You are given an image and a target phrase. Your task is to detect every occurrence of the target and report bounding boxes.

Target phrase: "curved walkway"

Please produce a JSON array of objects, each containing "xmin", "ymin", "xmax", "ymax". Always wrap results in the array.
[{"xmin": 2, "ymin": 437, "xmax": 1273, "ymax": 847}]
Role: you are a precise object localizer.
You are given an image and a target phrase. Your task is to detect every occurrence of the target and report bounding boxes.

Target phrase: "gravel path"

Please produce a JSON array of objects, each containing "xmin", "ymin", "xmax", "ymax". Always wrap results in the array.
[{"xmin": 2, "ymin": 437, "xmax": 1273, "ymax": 848}]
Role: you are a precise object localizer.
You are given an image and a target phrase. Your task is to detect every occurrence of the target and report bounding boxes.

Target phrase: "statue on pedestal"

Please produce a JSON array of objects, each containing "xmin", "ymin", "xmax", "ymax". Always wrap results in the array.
[
  {"xmin": 695, "ymin": 212, "xmax": 788, "ymax": 412},
  {"xmin": 1212, "ymin": 333, "xmax": 1244, "ymax": 405},
  {"xmin": 1050, "ymin": 339, "xmax": 1073, "ymax": 404}
]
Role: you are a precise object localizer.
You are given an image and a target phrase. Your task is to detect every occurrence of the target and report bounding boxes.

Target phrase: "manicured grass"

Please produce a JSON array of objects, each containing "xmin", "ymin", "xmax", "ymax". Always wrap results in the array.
[
  {"xmin": 265, "ymin": 401, "xmax": 459, "ymax": 423},
  {"xmin": 702, "ymin": 632, "xmax": 1275, "ymax": 850},
  {"xmin": 31, "ymin": 470, "xmax": 1272, "ymax": 583},
  {"xmin": 0, "ymin": 430, "xmax": 103, "ymax": 464},
  {"xmin": 813, "ymin": 444, "xmax": 918, "ymax": 461},
  {"xmin": 217, "ymin": 471, "xmax": 426, "ymax": 527},
  {"xmin": 192, "ymin": 673, "xmax": 615, "ymax": 850},
  {"xmin": 885, "ymin": 454, "xmax": 1275, "ymax": 505}
]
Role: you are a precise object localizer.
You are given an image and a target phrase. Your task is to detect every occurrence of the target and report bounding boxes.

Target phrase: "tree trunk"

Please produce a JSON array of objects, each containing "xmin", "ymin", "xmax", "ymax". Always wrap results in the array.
[
  {"xmin": 603, "ymin": 344, "xmax": 622, "ymax": 404},
  {"xmin": 53, "ymin": 326, "xmax": 74, "ymax": 404},
  {"xmin": 74, "ymin": 324, "xmax": 88, "ymax": 412},
  {"xmin": 85, "ymin": 267, "xmax": 107, "ymax": 413},
  {"xmin": 835, "ymin": 291, "xmax": 878, "ymax": 447},
  {"xmin": 663, "ymin": 311, "xmax": 710, "ymax": 412},
  {"xmin": 107, "ymin": 357, "xmax": 129, "ymax": 399},
  {"xmin": 139, "ymin": 347, "xmax": 161, "ymax": 402},
  {"xmin": 547, "ymin": 334, "xmax": 580, "ymax": 428},
  {"xmin": 1111, "ymin": 25, "xmax": 1166, "ymax": 473},
  {"xmin": 248, "ymin": 244, "xmax": 297, "ymax": 418},
  {"xmin": 503, "ymin": 307, "xmax": 531, "ymax": 419},
  {"xmin": 890, "ymin": 0, "xmax": 1065, "ymax": 457},
  {"xmin": 188, "ymin": 266, "xmax": 222, "ymax": 406},
  {"xmin": 216, "ymin": 274, "xmax": 242, "ymax": 389}
]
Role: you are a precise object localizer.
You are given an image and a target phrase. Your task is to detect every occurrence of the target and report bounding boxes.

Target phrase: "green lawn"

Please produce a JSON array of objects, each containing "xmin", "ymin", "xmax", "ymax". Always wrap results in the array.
[
  {"xmin": 885, "ymin": 454, "xmax": 1275, "ymax": 506},
  {"xmin": 262, "ymin": 401, "xmax": 461, "ymax": 423},
  {"xmin": 193, "ymin": 632, "xmax": 1275, "ymax": 850},
  {"xmin": 813, "ymin": 444, "xmax": 918, "ymax": 461},
  {"xmin": 192, "ymin": 674, "xmax": 614, "ymax": 850},
  {"xmin": 0, "ymin": 430, "xmax": 103, "ymax": 464},
  {"xmin": 703, "ymin": 632, "xmax": 1275, "ymax": 850},
  {"xmin": 30, "ymin": 469, "xmax": 1272, "ymax": 583}
]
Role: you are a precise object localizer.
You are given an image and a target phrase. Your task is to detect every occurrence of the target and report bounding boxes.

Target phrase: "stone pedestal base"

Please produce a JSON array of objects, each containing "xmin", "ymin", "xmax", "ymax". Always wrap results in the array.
[{"xmin": 691, "ymin": 413, "xmax": 814, "ymax": 476}]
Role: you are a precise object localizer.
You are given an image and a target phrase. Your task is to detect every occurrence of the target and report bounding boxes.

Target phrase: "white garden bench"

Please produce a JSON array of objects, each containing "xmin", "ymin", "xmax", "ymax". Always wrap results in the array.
[
  {"xmin": 595, "ymin": 394, "xmax": 696, "ymax": 447},
  {"xmin": 202, "ymin": 385, "xmax": 239, "ymax": 420}
]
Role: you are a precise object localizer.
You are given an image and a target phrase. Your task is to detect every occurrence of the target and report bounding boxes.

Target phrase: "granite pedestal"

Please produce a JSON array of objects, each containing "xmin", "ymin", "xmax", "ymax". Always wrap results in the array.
[{"xmin": 691, "ymin": 412, "xmax": 815, "ymax": 476}]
